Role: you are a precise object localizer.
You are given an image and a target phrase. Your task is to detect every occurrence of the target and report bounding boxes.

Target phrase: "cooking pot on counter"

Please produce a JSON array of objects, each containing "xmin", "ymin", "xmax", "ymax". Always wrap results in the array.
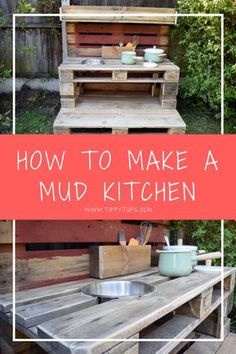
[
  {"xmin": 144, "ymin": 47, "xmax": 166, "ymax": 63},
  {"xmin": 157, "ymin": 249, "xmax": 221, "ymax": 277},
  {"xmin": 163, "ymin": 245, "xmax": 199, "ymax": 266}
]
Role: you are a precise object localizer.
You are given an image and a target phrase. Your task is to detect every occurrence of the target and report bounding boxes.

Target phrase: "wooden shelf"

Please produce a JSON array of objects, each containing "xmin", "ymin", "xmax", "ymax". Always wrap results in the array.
[
  {"xmin": 73, "ymin": 77, "xmax": 165, "ymax": 83},
  {"xmin": 139, "ymin": 289, "xmax": 229, "ymax": 354},
  {"xmin": 60, "ymin": 6, "xmax": 177, "ymax": 25},
  {"xmin": 59, "ymin": 58, "xmax": 180, "ymax": 74},
  {"xmin": 54, "ymin": 93, "xmax": 186, "ymax": 134}
]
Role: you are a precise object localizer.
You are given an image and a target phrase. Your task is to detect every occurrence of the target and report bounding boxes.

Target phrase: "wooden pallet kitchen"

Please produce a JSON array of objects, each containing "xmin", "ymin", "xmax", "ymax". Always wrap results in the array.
[
  {"xmin": 54, "ymin": 4, "xmax": 186, "ymax": 135},
  {"xmin": 0, "ymin": 267, "xmax": 235, "ymax": 354}
]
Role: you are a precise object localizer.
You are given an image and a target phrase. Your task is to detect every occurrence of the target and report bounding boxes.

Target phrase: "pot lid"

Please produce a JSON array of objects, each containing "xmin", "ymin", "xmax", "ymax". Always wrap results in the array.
[
  {"xmin": 144, "ymin": 47, "xmax": 164, "ymax": 54},
  {"xmin": 157, "ymin": 249, "xmax": 192, "ymax": 253},
  {"xmin": 122, "ymin": 51, "xmax": 136, "ymax": 55},
  {"xmin": 163, "ymin": 245, "xmax": 198, "ymax": 251}
]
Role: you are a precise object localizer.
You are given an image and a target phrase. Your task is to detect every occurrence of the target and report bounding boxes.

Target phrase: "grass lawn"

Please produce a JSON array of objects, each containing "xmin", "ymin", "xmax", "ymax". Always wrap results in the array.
[
  {"xmin": 0, "ymin": 89, "xmax": 222, "ymax": 134},
  {"xmin": 177, "ymin": 96, "xmax": 220, "ymax": 134}
]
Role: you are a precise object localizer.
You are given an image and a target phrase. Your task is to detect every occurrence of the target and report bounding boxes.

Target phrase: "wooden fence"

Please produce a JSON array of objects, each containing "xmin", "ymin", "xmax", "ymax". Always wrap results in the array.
[{"xmin": 0, "ymin": 0, "xmax": 176, "ymax": 76}]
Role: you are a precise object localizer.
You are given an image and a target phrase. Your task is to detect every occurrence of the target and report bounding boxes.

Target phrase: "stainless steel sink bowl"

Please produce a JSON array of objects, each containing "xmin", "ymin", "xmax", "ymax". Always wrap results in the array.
[
  {"xmin": 81, "ymin": 280, "xmax": 155, "ymax": 301},
  {"xmin": 81, "ymin": 58, "xmax": 105, "ymax": 65}
]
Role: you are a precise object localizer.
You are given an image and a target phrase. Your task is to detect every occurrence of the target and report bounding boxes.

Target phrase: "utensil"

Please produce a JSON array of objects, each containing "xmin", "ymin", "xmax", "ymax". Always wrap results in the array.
[
  {"xmin": 132, "ymin": 35, "xmax": 139, "ymax": 48},
  {"xmin": 128, "ymin": 238, "xmax": 139, "ymax": 246},
  {"xmin": 119, "ymin": 39, "xmax": 124, "ymax": 47},
  {"xmin": 81, "ymin": 280, "xmax": 155, "ymax": 302},
  {"xmin": 118, "ymin": 229, "xmax": 126, "ymax": 246},
  {"xmin": 140, "ymin": 221, "xmax": 152, "ymax": 245},
  {"xmin": 163, "ymin": 232, "xmax": 170, "ymax": 251}
]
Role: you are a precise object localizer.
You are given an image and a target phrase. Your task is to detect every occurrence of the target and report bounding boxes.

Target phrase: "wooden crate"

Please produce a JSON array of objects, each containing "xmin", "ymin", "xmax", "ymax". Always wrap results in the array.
[{"xmin": 90, "ymin": 245, "xmax": 151, "ymax": 278}]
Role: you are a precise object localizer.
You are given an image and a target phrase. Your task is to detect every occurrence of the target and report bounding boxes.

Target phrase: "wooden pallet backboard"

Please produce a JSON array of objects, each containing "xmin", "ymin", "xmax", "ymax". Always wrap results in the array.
[
  {"xmin": 66, "ymin": 22, "xmax": 170, "ymax": 57},
  {"xmin": 0, "ymin": 220, "xmax": 167, "ymax": 292}
]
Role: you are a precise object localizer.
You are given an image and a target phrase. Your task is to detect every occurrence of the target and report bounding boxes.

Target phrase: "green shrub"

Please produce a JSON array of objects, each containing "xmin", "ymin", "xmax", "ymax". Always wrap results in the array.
[{"xmin": 172, "ymin": 0, "xmax": 236, "ymax": 131}]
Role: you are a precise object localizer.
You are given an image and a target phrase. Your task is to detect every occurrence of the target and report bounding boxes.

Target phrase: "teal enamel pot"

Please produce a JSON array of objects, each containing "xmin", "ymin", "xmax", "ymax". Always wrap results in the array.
[
  {"xmin": 121, "ymin": 51, "xmax": 136, "ymax": 65},
  {"xmin": 163, "ymin": 245, "xmax": 198, "ymax": 266},
  {"xmin": 144, "ymin": 47, "xmax": 166, "ymax": 63},
  {"xmin": 158, "ymin": 250, "xmax": 192, "ymax": 277}
]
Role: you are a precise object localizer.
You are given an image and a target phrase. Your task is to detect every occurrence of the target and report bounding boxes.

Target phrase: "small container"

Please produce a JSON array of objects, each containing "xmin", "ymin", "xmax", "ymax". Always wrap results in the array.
[{"xmin": 121, "ymin": 51, "xmax": 136, "ymax": 65}]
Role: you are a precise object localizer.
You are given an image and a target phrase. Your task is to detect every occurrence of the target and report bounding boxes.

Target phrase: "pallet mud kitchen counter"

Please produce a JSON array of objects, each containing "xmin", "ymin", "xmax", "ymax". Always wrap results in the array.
[
  {"xmin": 0, "ymin": 267, "xmax": 235, "ymax": 354},
  {"xmin": 54, "ymin": 4, "xmax": 186, "ymax": 135}
]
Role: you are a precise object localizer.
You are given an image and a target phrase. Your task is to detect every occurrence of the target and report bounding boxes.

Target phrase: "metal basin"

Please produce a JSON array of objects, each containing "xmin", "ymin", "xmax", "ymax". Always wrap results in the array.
[
  {"xmin": 81, "ymin": 280, "xmax": 155, "ymax": 301},
  {"xmin": 81, "ymin": 58, "xmax": 105, "ymax": 65}
]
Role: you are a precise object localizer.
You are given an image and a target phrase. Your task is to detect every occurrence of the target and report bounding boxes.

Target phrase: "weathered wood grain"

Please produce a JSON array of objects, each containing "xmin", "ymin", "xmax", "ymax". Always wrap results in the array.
[
  {"xmin": 59, "ymin": 58, "xmax": 179, "ymax": 73},
  {"xmin": 90, "ymin": 245, "xmax": 151, "ymax": 278},
  {"xmin": 60, "ymin": 6, "xmax": 176, "ymax": 25},
  {"xmin": 37, "ymin": 270, "xmax": 235, "ymax": 353},
  {"xmin": 15, "ymin": 293, "xmax": 97, "ymax": 328},
  {"xmin": 16, "ymin": 220, "xmax": 160, "ymax": 244},
  {"xmin": 53, "ymin": 95, "xmax": 186, "ymax": 130},
  {"xmin": 0, "ymin": 221, "xmax": 12, "ymax": 243},
  {"xmin": 0, "ymin": 267, "xmax": 160, "ymax": 313}
]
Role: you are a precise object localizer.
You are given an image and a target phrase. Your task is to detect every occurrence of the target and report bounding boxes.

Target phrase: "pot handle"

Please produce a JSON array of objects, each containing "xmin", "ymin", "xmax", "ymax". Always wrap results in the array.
[{"xmin": 196, "ymin": 251, "xmax": 221, "ymax": 261}]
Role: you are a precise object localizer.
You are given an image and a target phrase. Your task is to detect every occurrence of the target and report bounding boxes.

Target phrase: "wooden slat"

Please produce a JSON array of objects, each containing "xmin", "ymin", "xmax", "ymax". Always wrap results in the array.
[
  {"xmin": 16, "ymin": 220, "xmax": 163, "ymax": 244},
  {"xmin": 0, "ymin": 253, "xmax": 12, "ymax": 295},
  {"xmin": 15, "ymin": 293, "xmax": 97, "ymax": 328},
  {"xmin": 0, "ymin": 268, "xmax": 160, "ymax": 313},
  {"xmin": 37, "ymin": 270, "xmax": 235, "ymax": 354},
  {"xmin": 0, "ymin": 221, "xmax": 12, "ymax": 244},
  {"xmin": 73, "ymin": 23, "xmax": 170, "ymax": 35},
  {"xmin": 60, "ymin": 6, "xmax": 176, "ymax": 25},
  {"xmin": 53, "ymin": 95, "xmax": 186, "ymax": 130},
  {"xmin": 59, "ymin": 57, "xmax": 180, "ymax": 72},
  {"xmin": 73, "ymin": 78, "xmax": 164, "ymax": 83},
  {"xmin": 90, "ymin": 245, "xmax": 151, "ymax": 279},
  {"xmin": 15, "ymin": 253, "xmax": 89, "ymax": 290},
  {"xmin": 68, "ymin": 34, "xmax": 169, "ymax": 46},
  {"xmin": 139, "ymin": 289, "xmax": 228, "ymax": 354}
]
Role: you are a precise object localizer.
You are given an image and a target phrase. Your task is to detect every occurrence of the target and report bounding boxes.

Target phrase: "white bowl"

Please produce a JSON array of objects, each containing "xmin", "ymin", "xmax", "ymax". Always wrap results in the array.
[{"xmin": 143, "ymin": 62, "xmax": 158, "ymax": 68}]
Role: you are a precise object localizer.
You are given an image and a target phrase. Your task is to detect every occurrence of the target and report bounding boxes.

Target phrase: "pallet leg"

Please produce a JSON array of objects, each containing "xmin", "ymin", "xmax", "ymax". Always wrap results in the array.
[
  {"xmin": 177, "ymin": 287, "xmax": 213, "ymax": 319},
  {"xmin": 112, "ymin": 129, "xmax": 129, "ymax": 134},
  {"xmin": 168, "ymin": 127, "xmax": 186, "ymax": 134},
  {"xmin": 53, "ymin": 127, "xmax": 71, "ymax": 134}
]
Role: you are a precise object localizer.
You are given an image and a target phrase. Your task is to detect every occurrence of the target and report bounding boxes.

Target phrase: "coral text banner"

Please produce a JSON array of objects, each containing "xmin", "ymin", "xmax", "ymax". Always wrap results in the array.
[{"xmin": 0, "ymin": 134, "xmax": 235, "ymax": 220}]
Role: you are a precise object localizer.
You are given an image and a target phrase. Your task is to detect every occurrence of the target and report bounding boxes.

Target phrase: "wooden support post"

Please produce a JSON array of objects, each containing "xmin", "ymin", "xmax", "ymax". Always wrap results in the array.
[
  {"xmin": 177, "ymin": 287, "xmax": 213, "ymax": 319},
  {"xmin": 53, "ymin": 127, "xmax": 71, "ymax": 134},
  {"xmin": 168, "ymin": 127, "xmax": 186, "ymax": 134},
  {"xmin": 164, "ymin": 70, "xmax": 180, "ymax": 82},
  {"xmin": 59, "ymin": 82, "xmax": 77, "ymax": 96},
  {"xmin": 59, "ymin": 70, "xmax": 74, "ymax": 82},
  {"xmin": 112, "ymin": 70, "xmax": 128, "ymax": 81},
  {"xmin": 112, "ymin": 129, "xmax": 129, "ymax": 134}
]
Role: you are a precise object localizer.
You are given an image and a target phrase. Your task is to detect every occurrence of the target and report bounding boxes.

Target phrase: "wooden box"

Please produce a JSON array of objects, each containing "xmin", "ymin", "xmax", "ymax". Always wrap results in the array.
[
  {"xmin": 102, "ymin": 46, "xmax": 135, "ymax": 59},
  {"xmin": 89, "ymin": 245, "xmax": 151, "ymax": 279}
]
